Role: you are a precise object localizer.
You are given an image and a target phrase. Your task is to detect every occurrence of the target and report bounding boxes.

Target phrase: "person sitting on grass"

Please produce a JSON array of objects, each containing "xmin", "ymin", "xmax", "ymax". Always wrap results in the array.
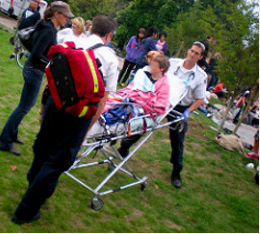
[
  {"xmin": 245, "ymin": 130, "xmax": 259, "ymax": 160},
  {"xmin": 198, "ymin": 86, "xmax": 215, "ymax": 118}
]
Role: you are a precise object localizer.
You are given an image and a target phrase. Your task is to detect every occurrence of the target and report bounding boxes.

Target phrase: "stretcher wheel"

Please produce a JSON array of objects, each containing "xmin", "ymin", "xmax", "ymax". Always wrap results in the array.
[{"xmin": 91, "ymin": 196, "xmax": 104, "ymax": 211}]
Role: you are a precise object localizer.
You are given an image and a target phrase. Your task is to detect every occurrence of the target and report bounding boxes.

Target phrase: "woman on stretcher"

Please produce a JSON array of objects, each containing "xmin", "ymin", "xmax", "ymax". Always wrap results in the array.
[
  {"xmin": 89, "ymin": 54, "xmax": 170, "ymax": 157},
  {"xmin": 103, "ymin": 54, "xmax": 170, "ymax": 117}
]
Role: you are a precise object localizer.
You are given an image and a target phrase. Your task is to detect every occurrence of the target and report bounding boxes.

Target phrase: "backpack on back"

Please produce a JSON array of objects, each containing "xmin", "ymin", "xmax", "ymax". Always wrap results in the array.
[{"xmin": 45, "ymin": 41, "xmax": 105, "ymax": 118}]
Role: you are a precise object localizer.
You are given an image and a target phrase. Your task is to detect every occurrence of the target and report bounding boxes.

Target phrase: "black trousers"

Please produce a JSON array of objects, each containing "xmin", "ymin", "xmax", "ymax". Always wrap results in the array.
[
  {"xmin": 14, "ymin": 97, "xmax": 91, "ymax": 219},
  {"xmin": 118, "ymin": 59, "xmax": 136, "ymax": 84},
  {"xmin": 167, "ymin": 105, "xmax": 189, "ymax": 174},
  {"xmin": 118, "ymin": 134, "xmax": 142, "ymax": 157}
]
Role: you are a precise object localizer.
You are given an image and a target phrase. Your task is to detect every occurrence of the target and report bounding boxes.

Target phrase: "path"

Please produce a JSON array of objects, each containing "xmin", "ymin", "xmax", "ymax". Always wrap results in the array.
[{"xmin": 212, "ymin": 104, "xmax": 257, "ymax": 146}]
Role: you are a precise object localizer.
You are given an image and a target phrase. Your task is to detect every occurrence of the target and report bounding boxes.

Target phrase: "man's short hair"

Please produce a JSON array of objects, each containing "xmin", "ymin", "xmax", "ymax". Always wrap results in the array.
[{"xmin": 92, "ymin": 15, "xmax": 117, "ymax": 37}]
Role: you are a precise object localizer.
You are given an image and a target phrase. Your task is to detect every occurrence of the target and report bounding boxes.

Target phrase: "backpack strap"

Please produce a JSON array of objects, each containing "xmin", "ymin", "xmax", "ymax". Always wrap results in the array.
[
  {"xmin": 87, "ymin": 43, "xmax": 105, "ymax": 50},
  {"xmin": 86, "ymin": 43, "xmax": 106, "ymax": 86}
]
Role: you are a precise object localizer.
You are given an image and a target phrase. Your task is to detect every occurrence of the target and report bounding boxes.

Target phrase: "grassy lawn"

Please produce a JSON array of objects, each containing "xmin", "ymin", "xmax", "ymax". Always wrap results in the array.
[{"xmin": 0, "ymin": 28, "xmax": 259, "ymax": 233}]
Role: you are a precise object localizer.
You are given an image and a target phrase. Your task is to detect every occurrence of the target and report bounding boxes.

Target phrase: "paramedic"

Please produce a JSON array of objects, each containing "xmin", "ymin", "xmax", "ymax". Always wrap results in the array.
[
  {"xmin": 12, "ymin": 14, "xmax": 118, "ymax": 225},
  {"xmin": 166, "ymin": 41, "xmax": 207, "ymax": 189},
  {"xmin": 9, "ymin": 2, "xmax": 89, "ymax": 225}
]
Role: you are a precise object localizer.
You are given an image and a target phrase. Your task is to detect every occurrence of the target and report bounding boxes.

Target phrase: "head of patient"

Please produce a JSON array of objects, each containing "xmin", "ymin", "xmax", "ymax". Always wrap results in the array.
[{"xmin": 149, "ymin": 55, "xmax": 170, "ymax": 81}]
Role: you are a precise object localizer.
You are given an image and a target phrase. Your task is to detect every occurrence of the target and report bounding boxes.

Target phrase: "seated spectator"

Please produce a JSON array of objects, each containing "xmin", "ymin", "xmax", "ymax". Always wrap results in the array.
[
  {"xmin": 214, "ymin": 79, "xmax": 228, "ymax": 100},
  {"xmin": 232, "ymin": 90, "xmax": 250, "ymax": 124},
  {"xmin": 245, "ymin": 130, "xmax": 259, "ymax": 160},
  {"xmin": 198, "ymin": 87, "xmax": 215, "ymax": 118},
  {"xmin": 57, "ymin": 17, "xmax": 86, "ymax": 44}
]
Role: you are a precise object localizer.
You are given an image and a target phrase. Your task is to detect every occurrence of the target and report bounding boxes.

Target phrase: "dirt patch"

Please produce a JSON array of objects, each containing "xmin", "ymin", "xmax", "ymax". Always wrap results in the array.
[
  {"xmin": 165, "ymin": 219, "xmax": 182, "ymax": 231},
  {"xmin": 187, "ymin": 120, "xmax": 208, "ymax": 141}
]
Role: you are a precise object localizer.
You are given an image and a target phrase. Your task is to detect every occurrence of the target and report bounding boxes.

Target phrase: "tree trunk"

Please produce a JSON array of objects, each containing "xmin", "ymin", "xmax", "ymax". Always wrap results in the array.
[
  {"xmin": 216, "ymin": 95, "xmax": 235, "ymax": 135},
  {"xmin": 175, "ymin": 41, "xmax": 184, "ymax": 58},
  {"xmin": 232, "ymin": 82, "xmax": 259, "ymax": 135}
]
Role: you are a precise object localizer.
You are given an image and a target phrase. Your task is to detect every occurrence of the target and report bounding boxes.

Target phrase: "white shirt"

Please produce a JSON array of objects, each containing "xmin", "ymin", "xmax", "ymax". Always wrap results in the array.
[
  {"xmin": 204, "ymin": 91, "xmax": 211, "ymax": 105},
  {"xmin": 167, "ymin": 58, "xmax": 207, "ymax": 106},
  {"xmin": 75, "ymin": 34, "xmax": 118, "ymax": 92},
  {"xmin": 57, "ymin": 28, "xmax": 87, "ymax": 45}
]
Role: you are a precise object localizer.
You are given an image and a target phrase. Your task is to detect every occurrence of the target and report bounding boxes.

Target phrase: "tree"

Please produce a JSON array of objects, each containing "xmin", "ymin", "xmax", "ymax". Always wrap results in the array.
[{"xmin": 115, "ymin": 0, "xmax": 195, "ymax": 49}]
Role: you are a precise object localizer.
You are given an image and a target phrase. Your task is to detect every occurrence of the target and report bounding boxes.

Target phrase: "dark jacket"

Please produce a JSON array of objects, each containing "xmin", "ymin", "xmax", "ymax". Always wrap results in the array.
[
  {"xmin": 28, "ymin": 20, "xmax": 57, "ymax": 71},
  {"xmin": 136, "ymin": 37, "xmax": 157, "ymax": 66},
  {"xmin": 18, "ymin": 8, "xmax": 40, "ymax": 30}
]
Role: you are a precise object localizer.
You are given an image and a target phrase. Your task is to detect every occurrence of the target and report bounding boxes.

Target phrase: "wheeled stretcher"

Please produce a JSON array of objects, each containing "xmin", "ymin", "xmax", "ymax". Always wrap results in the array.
[{"xmin": 64, "ymin": 76, "xmax": 187, "ymax": 211}]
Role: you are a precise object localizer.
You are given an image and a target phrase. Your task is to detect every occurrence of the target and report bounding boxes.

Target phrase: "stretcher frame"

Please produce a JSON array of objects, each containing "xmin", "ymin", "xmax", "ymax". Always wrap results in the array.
[
  {"xmin": 65, "ymin": 82, "xmax": 187, "ymax": 210},
  {"xmin": 64, "ymin": 106, "xmax": 184, "ymax": 211}
]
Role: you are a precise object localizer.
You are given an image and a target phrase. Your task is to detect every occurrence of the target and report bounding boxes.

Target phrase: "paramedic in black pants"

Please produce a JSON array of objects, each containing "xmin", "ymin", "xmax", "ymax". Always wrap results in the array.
[
  {"xmin": 11, "ymin": 14, "xmax": 118, "ymax": 225},
  {"xmin": 166, "ymin": 41, "xmax": 207, "ymax": 188},
  {"xmin": 118, "ymin": 42, "xmax": 207, "ymax": 190}
]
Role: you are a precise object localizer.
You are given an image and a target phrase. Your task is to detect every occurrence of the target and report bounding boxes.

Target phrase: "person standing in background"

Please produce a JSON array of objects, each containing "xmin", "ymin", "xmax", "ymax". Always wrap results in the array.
[
  {"xmin": 85, "ymin": 19, "xmax": 92, "ymax": 37},
  {"xmin": 155, "ymin": 32, "xmax": 168, "ymax": 55},
  {"xmin": 118, "ymin": 28, "xmax": 146, "ymax": 85},
  {"xmin": 57, "ymin": 17, "xmax": 86, "ymax": 44},
  {"xmin": 135, "ymin": 26, "xmax": 158, "ymax": 71}
]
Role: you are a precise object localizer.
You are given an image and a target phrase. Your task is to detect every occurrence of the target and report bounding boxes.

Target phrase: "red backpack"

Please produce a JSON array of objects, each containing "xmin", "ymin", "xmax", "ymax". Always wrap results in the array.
[{"xmin": 45, "ymin": 41, "xmax": 105, "ymax": 118}]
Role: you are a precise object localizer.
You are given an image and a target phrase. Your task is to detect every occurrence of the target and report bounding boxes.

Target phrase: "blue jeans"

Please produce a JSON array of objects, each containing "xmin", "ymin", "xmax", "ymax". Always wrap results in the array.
[
  {"xmin": 14, "ymin": 97, "xmax": 92, "ymax": 219},
  {"xmin": 198, "ymin": 106, "xmax": 209, "ymax": 116},
  {"xmin": 0, "ymin": 63, "xmax": 44, "ymax": 149}
]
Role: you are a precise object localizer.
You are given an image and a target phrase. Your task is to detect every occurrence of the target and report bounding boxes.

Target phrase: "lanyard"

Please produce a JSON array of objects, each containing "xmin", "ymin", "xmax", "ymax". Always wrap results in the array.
[{"xmin": 174, "ymin": 66, "xmax": 195, "ymax": 86}]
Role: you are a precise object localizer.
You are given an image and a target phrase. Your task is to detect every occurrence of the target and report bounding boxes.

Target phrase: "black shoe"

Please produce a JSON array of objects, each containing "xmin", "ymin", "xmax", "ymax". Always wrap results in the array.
[
  {"xmin": 0, "ymin": 146, "xmax": 20, "ymax": 156},
  {"xmin": 9, "ymin": 54, "xmax": 15, "ymax": 60},
  {"xmin": 19, "ymin": 52, "xmax": 25, "ymax": 60},
  {"xmin": 117, "ymin": 147, "xmax": 129, "ymax": 158},
  {"xmin": 11, "ymin": 211, "xmax": 41, "ymax": 225},
  {"xmin": 171, "ymin": 173, "xmax": 182, "ymax": 189},
  {"xmin": 14, "ymin": 139, "xmax": 24, "ymax": 145}
]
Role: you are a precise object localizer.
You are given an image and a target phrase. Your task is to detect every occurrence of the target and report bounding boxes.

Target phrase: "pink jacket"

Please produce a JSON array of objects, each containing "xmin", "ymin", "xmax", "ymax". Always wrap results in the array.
[{"xmin": 103, "ymin": 72, "xmax": 170, "ymax": 116}]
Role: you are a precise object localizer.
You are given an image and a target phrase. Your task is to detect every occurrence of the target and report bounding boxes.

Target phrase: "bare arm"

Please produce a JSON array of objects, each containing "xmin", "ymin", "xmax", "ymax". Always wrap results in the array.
[
  {"xmin": 87, "ymin": 92, "xmax": 109, "ymax": 132},
  {"xmin": 188, "ymin": 99, "xmax": 204, "ymax": 112}
]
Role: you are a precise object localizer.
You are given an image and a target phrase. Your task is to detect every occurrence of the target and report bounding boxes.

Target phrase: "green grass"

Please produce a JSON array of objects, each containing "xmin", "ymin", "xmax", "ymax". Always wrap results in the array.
[{"xmin": 0, "ymin": 29, "xmax": 259, "ymax": 232}]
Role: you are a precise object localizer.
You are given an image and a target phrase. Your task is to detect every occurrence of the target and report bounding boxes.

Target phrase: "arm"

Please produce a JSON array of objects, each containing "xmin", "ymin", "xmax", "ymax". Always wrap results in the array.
[
  {"xmin": 126, "ymin": 36, "xmax": 133, "ymax": 54},
  {"xmin": 30, "ymin": 31, "xmax": 54, "ymax": 64},
  {"xmin": 87, "ymin": 92, "xmax": 109, "ymax": 132},
  {"xmin": 162, "ymin": 42, "xmax": 168, "ymax": 54},
  {"xmin": 188, "ymin": 99, "xmax": 204, "ymax": 112},
  {"xmin": 149, "ymin": 79, "xmax": 170, "ymax": 115},
  {"xmin": 149, "ymin": 39, "xmax": 157, "ymax": 51}
]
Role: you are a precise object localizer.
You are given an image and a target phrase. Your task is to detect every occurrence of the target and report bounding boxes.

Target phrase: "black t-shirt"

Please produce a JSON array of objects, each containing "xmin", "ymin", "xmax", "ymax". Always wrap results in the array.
[
  {"xmin": 144, "ymin": 71, "xmax": 157, "ymax": 84},
  {"xmin": 18, "ymin": 8, "xmax": 41, "ymax": 30}
]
